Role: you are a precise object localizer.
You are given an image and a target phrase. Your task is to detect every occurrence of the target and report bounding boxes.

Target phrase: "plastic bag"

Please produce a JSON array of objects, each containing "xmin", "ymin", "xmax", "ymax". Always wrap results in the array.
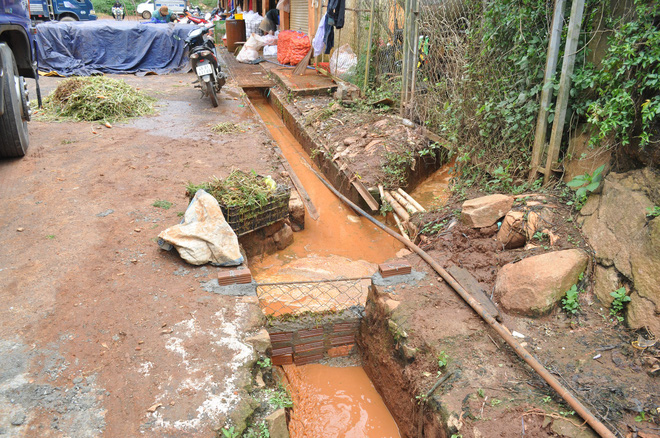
[
  {"xmin": 237, "ymin": 34, "xmax": 266, "ymax": 63},
  {"xmin": 276, "ymin": 0, "xmax": 290, "ymax": 13},
  {"xmin": 312, "ymin": 13, "xmax": 326, "ymax": 56},
  {"xmin": 158, "ymin": 190, "xmax": 244, "ymax": 266},
  {"xmin": 264, "ymin": 45, "xmax": 278, "ymax": 57},
  {"xmin": 330, "ymin": 44, "xmax": 358, "ymax": 78},
  {"xmin": 261, "ymin": 34, "xmax": 278, "ymax": 46}
]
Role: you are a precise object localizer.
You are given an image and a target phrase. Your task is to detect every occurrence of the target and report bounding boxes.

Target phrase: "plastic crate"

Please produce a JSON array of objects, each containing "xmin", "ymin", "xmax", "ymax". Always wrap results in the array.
[{"xmin": 221, "ymin": 184, "xmax": 290, "ymax": 236}]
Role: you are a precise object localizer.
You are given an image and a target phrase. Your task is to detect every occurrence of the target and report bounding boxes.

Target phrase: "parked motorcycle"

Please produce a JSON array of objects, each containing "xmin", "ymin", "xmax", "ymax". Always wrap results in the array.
[
  {"xmin": 183, "ymin": 7, "xmax": 220, "ymax": 25},
  {"xmin": 184, "ymin": 24, "xmax": 226, "ymax": 107},
  {"xmin": 112, "ymin": 5, "xmax": 124, "ymax": 20}
]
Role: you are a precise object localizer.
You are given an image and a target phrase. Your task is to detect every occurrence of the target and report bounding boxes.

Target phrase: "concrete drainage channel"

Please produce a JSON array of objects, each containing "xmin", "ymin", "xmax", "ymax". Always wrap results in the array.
[{"xmin": 229, "ymin": 85, "xmax": 448, "ymax": 437}]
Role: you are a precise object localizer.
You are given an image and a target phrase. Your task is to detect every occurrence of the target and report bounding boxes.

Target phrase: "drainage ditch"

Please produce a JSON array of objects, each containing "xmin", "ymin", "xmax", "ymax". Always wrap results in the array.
[{"xmin": 243, "ymin": 86, "xmax": 451, "ymax": 437}]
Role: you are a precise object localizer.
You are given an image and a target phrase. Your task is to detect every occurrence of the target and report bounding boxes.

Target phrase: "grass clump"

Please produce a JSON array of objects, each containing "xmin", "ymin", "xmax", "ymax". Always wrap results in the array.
[
  {"xmin": 186, "ymin": 170, "xmax": 278, "ymax": 209},
  {"xmin": 44, "ymin": 76, "xmax": 155, "ymax": 122},
  {"xmin": 211, "ymin": 122, "xmax": 248, "ymax": 135}
]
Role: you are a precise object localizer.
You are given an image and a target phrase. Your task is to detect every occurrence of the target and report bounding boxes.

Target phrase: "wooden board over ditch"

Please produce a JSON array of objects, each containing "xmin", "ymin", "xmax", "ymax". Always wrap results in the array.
[
  {"xmin": 220, "ymin": 51, "xmax": 275, "ymax": 88},
  {"xmin": 268, "ymin": 67, "xmax": 337, "ymax": 96}
]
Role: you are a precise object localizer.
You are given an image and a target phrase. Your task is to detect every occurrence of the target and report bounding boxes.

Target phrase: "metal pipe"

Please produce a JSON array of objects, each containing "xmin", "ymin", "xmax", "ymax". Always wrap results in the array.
[{"xmin": 306, "ymin": 163, "xmax": 616, "ymax": 438}]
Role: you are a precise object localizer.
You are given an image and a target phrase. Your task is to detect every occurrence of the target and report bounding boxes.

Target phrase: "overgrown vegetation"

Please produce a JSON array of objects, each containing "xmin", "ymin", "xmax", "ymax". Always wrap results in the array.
[
  {"xmin": 91, "ymin": 0, "xmax": 136, "ymax": 15},
  {"xmin": 573, "ymin": 1, "xmax": 660, "ymax": 149},
  {"xmin": 186, "ymin": 170, "xmax": 278, "ymax": 208},
  {"xmin": 364, "ymin": 0, "xmax": 659, "ymax": 192},
  {"xmin": 43, "ymin": 76, "xmax": 155, "ymax": 123}
]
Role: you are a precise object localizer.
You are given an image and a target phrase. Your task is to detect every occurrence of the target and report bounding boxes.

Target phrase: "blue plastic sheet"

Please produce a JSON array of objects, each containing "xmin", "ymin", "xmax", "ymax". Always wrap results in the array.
[{"xmin": 35, "ymin": 21, "xmax": 198, "ymax": 76}]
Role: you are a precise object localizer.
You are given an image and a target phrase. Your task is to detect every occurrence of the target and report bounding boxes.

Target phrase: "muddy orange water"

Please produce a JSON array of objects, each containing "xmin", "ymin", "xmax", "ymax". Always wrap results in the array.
[
  {"xmin": 284, "ymin": 364, "xmax": 401, "ymax": 438},
  {"xmin": 248, "ymin": 93, "xmax": 402, "ymax": 283},
  {"xmin": 409, "ymin": 160, "xmax": 455, "ymax": 209}
]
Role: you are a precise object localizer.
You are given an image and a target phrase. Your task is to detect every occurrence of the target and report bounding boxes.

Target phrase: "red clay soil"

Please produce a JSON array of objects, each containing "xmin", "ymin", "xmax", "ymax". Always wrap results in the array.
[
  {"xmin": 0, "ymin": 73, "xmax": 280, "ymax": 436},
  {"xmin": 360, "ymin": 194, "xmax": 659, "ymax": 438}
]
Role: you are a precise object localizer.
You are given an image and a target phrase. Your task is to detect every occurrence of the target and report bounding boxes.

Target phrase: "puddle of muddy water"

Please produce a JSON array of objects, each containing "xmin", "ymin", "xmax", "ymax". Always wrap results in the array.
[
  {"xmin": 409, "ymin": 160, "xmax": 455, "ymax": 209},
  {"xmin": 284, "ymin": 364, "xmax": 401, "ymax": 438},
  {"xmin": 247, "ymin": 92, "xmax": 402, "ymax": 283}
]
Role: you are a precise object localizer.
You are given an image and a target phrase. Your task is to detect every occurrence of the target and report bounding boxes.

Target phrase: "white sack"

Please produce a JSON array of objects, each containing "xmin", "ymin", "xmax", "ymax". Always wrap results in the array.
[
  {"xmin": 158, "ymin": 190, "xmax": 244, "ymax": 266},
  {"xmin": 237, "ymin": 34, "xmax": 266, "ymax": 63},
  {"xmin": 330, "ymin": 44, "xmax": 358, "ymax": 78},
  {"xmin": 263, "ymin": 45, "xmax": 278, "ymax": 57}
]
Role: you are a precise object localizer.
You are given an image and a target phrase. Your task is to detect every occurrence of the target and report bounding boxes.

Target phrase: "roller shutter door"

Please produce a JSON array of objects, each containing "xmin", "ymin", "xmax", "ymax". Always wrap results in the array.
[{"xmin": 289, "ymin": 0, "xmax": 308, "ymax": 33}]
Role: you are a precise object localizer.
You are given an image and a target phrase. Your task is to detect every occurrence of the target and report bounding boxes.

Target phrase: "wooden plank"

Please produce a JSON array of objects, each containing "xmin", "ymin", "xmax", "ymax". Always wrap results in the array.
[
  {"xmin": 220, "ymin": 50, "xmax": 274, "ymax": 88},
  {"xmin": 543, "ymin": 0, "xmax": 586, "ymax": 184},
  {"xmin": 240, "ymin": 96, "xmax": 320, "ymax": 221},
  {"xmin": 351, "ymin": 180, "xmax": 379, "ymax": 212},
  {"xmin": 447, "ymin": 265, "xmax": 502, "ymax": 322},
  {"xmin": 529, "ymin": 0, "xmax": 566, "ymax": 181},
  {"xmin": 274, "ymin": 146, "xmax": 320, "ymax": 221}
]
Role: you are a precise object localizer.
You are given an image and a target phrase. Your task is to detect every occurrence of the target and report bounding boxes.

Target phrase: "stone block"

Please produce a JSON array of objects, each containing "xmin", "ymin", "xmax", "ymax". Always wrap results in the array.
[
  {"xmin": 265, "ymin": 409, "xmax": 289, "ymax": 438},
  {"xmin": 461, "ymin": 194, "xmax": 513, "ymax": 228},
  {"xmin": 272, "ymin": 223, "xmax": 294, "ymax": 250},
  {"xmin": 288, "ymin": 191, "xmax": 305, "ymax": 230},
  {"xmin": 244, "ymin": 329, "xmax": 271, "ymax": 355},
  {"xmin": 495, "ymin": 249, "xmax": 589, "ymax": 316}
]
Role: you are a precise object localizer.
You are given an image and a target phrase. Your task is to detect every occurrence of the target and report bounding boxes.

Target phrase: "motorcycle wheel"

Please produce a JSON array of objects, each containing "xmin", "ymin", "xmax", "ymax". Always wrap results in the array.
[{"xmin": 207, "ymin": 81, "xmax": 218, "ymax": 108}]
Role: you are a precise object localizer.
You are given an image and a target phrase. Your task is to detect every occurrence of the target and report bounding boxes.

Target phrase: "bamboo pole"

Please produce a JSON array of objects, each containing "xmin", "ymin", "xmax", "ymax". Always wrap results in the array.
[
  {"xmin": 397, "ymin": 188, "xmax": 426, "ymax": 212},
  {"xmin": 380, "ymin": 186, "xmax": 411, "ymax": 222},
  {"xmin": 392, "ymin": 211, "xmax": 411, "ymax": 241},
  {"xmin": 363, "ymin": 0, "xmax": 376, "ymax": 90},
  {"xmin": 529, "ymin": 0, "xmax": 566, "ymax": 182},
  {"xmin": 543, "ymin": 0, "xmax": 586, "ymax": 184},
  {"xmin": 390, "ymin": 190, "xmax": 419, "ymax": 215}
]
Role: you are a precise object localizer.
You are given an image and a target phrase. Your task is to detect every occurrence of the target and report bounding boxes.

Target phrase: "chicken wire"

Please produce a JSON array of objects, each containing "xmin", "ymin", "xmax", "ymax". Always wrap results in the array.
[{"xmin": 255, "ymin": 277, "xmax": 372, "ymax": 317}]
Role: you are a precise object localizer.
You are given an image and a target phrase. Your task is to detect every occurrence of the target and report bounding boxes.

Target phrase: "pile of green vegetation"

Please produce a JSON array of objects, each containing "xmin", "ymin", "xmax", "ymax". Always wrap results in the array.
[
  {"xmin": 44, "ymin": 76, "xmax": 155, "ymax": 122},
  {"xmin": 186, "ymin": 170, "xmax": 279, "ymax": 210}
]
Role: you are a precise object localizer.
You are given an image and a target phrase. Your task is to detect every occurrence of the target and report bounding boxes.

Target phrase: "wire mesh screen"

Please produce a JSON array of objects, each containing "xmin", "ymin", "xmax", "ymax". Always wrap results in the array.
[{"xmin": 256, "ymin": 277, "xmax": 372, "ymax": 317}]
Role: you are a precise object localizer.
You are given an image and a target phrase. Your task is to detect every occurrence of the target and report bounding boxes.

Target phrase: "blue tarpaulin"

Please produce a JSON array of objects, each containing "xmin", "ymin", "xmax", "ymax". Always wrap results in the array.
[{"xmin": 35, "ymin": 21, "xmax": 198, "ymax": 76}]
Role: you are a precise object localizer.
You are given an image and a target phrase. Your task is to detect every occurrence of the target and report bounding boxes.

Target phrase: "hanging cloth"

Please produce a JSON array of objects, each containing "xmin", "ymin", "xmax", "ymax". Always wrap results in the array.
[{"xmin": 323, "ymin": 0, "xmax": 345, "ymax": 54}]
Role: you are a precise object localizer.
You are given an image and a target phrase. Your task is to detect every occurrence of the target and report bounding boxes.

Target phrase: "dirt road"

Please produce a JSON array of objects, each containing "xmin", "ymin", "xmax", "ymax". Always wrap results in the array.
[{"xmin": 0, "ymin": 73, "xmax": 277, "ymax": 436}]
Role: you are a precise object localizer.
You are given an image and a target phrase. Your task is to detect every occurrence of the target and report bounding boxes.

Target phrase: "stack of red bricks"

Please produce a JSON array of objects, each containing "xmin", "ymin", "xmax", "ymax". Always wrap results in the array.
[
  {"xmin": 378, "ymin": 260, "xmax": 412, "ymax": 278},
  {"xmin": 269, "ymin": 320, "xmax": 359, "ymax": 366},
  {"xmin": 217, "ymin": 267, "xmax": 252, "ymax": 286}
]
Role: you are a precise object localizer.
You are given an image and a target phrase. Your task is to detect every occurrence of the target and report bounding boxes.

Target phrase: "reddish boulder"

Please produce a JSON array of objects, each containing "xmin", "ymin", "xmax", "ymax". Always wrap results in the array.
[
  {"xmin": 495, "ymin": 249, "xmax": 589, "ymax": 316},
  {"xmin": 461, "ymin": 194, "xmax": 513, "ymax": 228}
]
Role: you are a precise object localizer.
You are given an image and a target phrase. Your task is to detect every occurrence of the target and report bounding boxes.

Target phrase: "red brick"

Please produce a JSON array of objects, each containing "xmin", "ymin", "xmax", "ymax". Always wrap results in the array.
[
  {"xmin": 327, "ymin": 344, "xmax": 354, "ymax": 358},
  {"xmin": 298, "ymin": 327, "xmax": 324, "ymax": 339},
  {"xmin": 272, "ymin": 354, "xmax": 293, "ymax": 365},
  {"xmin": 295, "ymin": 341, "xmax": 324, "ymax": 353},
  {"xmin": 330, "ymin": 335, "xmax": 355, "ymax": 346},
  {"xmin": 333, "ymin": 322, "xmax": 359, "ymax": 332},
  {"xmin": 269, "ymin": 332, "xmax": 293, "ymax": 342},
  {"xmin": 379, "ymin": 260, "xmax": 412, "ymax": 278},
  {"xmin": 294, "ymin": 353, "xmax": 323, "ymax": 365},
  {"xmin": 272, "ymin": 346, "xmax": 293, "ymax": 356}
]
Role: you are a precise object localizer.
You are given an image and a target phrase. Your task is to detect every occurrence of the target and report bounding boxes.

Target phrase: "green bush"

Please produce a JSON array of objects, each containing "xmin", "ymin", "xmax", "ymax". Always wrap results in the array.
[{"xmin": 91, "ymin": 0, "xmax": 136, "ymax": 15}]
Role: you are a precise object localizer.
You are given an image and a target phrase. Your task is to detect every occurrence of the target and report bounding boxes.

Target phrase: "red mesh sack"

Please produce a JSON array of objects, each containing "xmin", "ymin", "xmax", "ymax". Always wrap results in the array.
[
  {"xmin": 277, "ymin": 30, "xmax": 294, "ymax": 64},
  {"xmin": 277, "ymin": 30, "xmax": 310, "ymax": 65}
]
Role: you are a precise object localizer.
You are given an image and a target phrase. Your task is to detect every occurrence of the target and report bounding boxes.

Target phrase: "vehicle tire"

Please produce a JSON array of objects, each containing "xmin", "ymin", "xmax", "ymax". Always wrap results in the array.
[
  {"xmin": 59, "ymin": 15, "xmax": 77, "ymax": 21},
  {"xmin": 0, "ymin": 44, "xmax": 29, "ymax": 158},
  {"xmin": 207, "ymin": 81, "xmax": 219, "ymax": 107},
  {"xmin": 142, "ymin": 10, "xmax": 151, "ymax": 19}
]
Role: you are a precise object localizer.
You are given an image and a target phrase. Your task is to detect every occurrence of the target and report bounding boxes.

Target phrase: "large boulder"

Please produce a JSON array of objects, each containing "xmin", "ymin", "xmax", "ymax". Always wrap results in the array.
[
  {"xmin": 579, "ymin": 168, "xmax": 660, "ymax": 334},
  {"xmin": 495, "ymin": 249, "xmax": 589, "ymax": 316},
  {"xmin": 461, "ymin": 194, "xmax": 513, "ymax": 228}
]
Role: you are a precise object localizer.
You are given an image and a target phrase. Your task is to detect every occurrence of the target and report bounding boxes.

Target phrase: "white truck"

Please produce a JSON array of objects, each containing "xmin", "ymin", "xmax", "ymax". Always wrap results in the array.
[{"xmin": 137, "ymin": 0, "xmax": 187, "ymax": 19}]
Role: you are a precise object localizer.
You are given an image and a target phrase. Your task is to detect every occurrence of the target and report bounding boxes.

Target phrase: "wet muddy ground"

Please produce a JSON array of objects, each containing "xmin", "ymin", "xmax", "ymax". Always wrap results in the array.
[{"xmin": 0, "ymin": 73, "xmax": 276, "ymax": 437}]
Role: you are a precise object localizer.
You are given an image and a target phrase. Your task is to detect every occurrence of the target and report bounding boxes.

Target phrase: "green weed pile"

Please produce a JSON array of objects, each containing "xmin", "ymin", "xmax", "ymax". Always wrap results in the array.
[
  {"xmin": 44, "ymin": 76, "xmax": 155, "ymax": 122},
  {"xmin": 186, "ymin": 170, "xmax": 278, "ymax": 210}
]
